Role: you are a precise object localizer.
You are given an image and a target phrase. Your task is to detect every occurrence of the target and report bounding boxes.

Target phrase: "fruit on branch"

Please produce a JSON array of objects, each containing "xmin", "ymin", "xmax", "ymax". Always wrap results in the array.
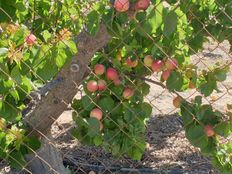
[
  {"xmin": 135, "ymin": 0, "xmax": 150, "ymax": 11},
  {"xmin": 90, "ymin": 108, "xmax": 103, "ymax": 121},
  {"xmin": 152, "ymin": 60, "xmax": 164, "ymax": 72},
  {"xmin": 144, "ymin": 55, "xmax": 153, "ymax": 67},
  {"xmin": 98, "ymin": 79, "xmax": 107, "ymax": 91},
  {"xmin": 25, "ymin": 33, "xmax": 36, "ymax": 45},
  {"xmin": 126, "ymin": 57, "xmax": 138, "ymax": 68},
  {"xmin": 114, "ymin": 0, "xmax": 130, "ymax": 12},
  {"xmin": 165, "ymin": 58, "xmax": 178, "ymax": 70},
  {"xmin": 87, "ymin": 80, "xmax": 98, "ymax": 92},
  {"xmin": 162, "ymin": 70, "xmax": 171, "ymax": 81},
  {"xmin": 173, "ymin": 96, "xmax": 182, "ymax": 108},
  {"xmin": 113, "ymin": 78, "xmax": 121, "ymax": 86},
  {"xmin": 204, "ymin": 125, "xmax": 215, "ymax": 137},
  {"xmin": 94, "ymin": 64, "xmax": 105, "ymax": 75},
  {"xmin": 188, "ymin": 81, "xmax": 196, "ymax": 89},
  {"xmin": 106, "ymin": 68, "xmax": 119, "ymax": 80},
  {"xmin": 123, "ymin": 87, "xmax": 134, "ymax": 99}
]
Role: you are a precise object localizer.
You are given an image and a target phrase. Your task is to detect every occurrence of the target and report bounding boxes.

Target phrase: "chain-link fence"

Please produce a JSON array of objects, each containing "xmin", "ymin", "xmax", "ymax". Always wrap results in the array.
[{"xmin": 0, "ymin": 0, "xmax": 231, "ymax": 174}]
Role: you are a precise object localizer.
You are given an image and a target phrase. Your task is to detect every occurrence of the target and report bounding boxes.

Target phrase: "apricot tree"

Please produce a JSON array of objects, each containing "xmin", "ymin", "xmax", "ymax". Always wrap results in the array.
[{"xmin": 0, "ymin": 0, "xmax": 231, "ymax": 173}]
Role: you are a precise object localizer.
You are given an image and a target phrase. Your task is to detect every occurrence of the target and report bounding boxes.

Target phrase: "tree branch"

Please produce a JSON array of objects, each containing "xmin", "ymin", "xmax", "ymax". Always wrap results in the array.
[{"xmin": 23, "ymin": 24, "xmax": 111, "ymax": 135}]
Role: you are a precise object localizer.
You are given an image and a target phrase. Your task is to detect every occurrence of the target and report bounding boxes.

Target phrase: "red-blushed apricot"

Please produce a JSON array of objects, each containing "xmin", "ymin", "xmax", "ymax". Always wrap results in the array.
[
  {"xmin": 135, "ymin": 0, "xmax": 150, "ymax": 11},
  {"xmin": 94, "ymin": 64, "xmax": 105, "ymax": 75},
  {"xmin": 152, "ymin": 60, "xmax": 164, "ymax": 72},
  {"xmin": 126, "ymin": 57, "xmax": 138, "ymax": 68},
  {"xmin": 144, "ymin": 55, "xmax": 153, "ymax": 67},
  {"xmin": 165, "ymin": 58, "xmax": 178, "ymax": 70},
  {"xmin": 90, "ymin": 108, "xmax": 103, "ymax": 120},
  {"xmin": 86, "ymin": 80, "xmax": 98, "ymax": 92},
  {"xmin": 114, "ymin": 0, "xmax": 130, "ymax": 12},
  {"xmin": 162, "ymin": 70, "xmax": 171, "ymax": 81},
  {"xmin": 106, "ymin": 68, "xmax": 118, "ymax": 80},
  {"xmin": 25, "ymin": 34, "xmax": 36, "ymax": 45},
  {"xmin": 123, "ymin": 87, "xmax": 134, "ymax": 99},
  {"xmin": 98, "ymin": 79, "xmax": 107, "ymax": 91},
  {"xmin": 204, "ymin": 125, "xmax": 215, "ymax": 137}
]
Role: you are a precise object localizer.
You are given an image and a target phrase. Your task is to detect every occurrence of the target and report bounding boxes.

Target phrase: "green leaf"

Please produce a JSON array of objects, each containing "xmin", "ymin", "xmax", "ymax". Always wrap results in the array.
[
  {"xmin": 8, "ymin": 151, "xmax": 26, "ymax": 169},
  {"xmin": 72, "ymin": 99, "xmax": 83, "ymax": 112},
  {"xmin": 214, "ymin": 122, "xmax": 232, "ymax": 137},
  {"xmin": 110, "ymin": 85, "xmax": 124, "ymax": 98},
  {"xmin": 11, "ymin": 29, "xmax": 25, "ymax": 47},
  {"xmin": 9, "ymin": 90, "xmax": 20, "ymax": 102},
  {"xmin": 163, "ymin": 11, "xmax": 178, "ymax": 37},
  {"xmin": 81, "ymin": 96, "xmax": 95, "ymax": 111},
  {"xmin": 55, "ymin": 48, "xmax": 68, "ymax": 68},
  {"xmin": 64, "ymin": 40, "xmax": 77, "ymax": 54},
  {"xmin": 199, "ymin": 80, "xmax": 216, "ymax": 97},
  {"xmin": 131, "ymin": 147, "xmax": 143, "ymax": 160},
  {"xmin": 214, "ymin": 69, "xmax": 227, "ymax": 82},
  {"xmin": 26, "ymin": 136, "xmax": 41, "ymax": 152},
  {"xmin": 36, "ymin": 59, "xmax": 58, "ymax": 81},
  {"xmin": 86, "ymin": 10, "xmax": 100, "ymax": 36},
  {"xmin": 140, "ymin": 83, "xmax": 150, "ymax": 96},
  {"xmin": 98, "ymin": 97, "xmax": 115, "ymax": 112},
  {"xmin": 41, "ymin": 30, "xmax": 52, "ymax": 42},
  {"xmin": 196, "ymin": 105, "xmax": 214, "ymax": 122},
  {"xmin": 94, "ymin": 136, "xmax": 103, "ymax": 146},
  {"xmin": 72, "ymin": 113, "xmax": 87, "ymax": 127},
  {"xmin": 166, "ymin": 71, "xmax": 184, "ymax": 91},
  {"xmin": 0, "ymin": 48, "xmax": 8, "ymax": 56},
  {"xmin": 140, "ymin": 102, "xmax": 152, "ymax": 118},
  {"xmin": 0, "ymin": 0, "xmax": 17, "ymax": 22},
  {"xmin": 0, "ymin": 102, "xmax": 21, "ymax": 122},
  {"xmin": 11, "ymin": 66, "xmax": 22, "ymax": 83},
  {"xmin": 186, "ymin": 125, "xmax": 208, "ymax": 149},
  {"xmin": 124, "ymin": 106, "xmax": 134, "ymax": 122},
  {"xmin": 180, "ymin": 102, "xmax": 195, "ymax": 126},
  {"xmin": 142, "ymin": 1, "xmax": 163, "ymax": 35},
  {"xmin": 0, "ymin": 101, "xmax": 2, "ymax": 110},
  {"xmin": 87, "ymin": 117, "xmax": 100, "ymax": 137}
]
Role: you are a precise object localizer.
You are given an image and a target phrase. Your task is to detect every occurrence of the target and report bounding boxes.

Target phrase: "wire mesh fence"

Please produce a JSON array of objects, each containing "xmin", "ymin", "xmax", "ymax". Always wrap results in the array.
[{"xmin": 0, "ymin": 0, "xmax": 231, "ymax": 174}]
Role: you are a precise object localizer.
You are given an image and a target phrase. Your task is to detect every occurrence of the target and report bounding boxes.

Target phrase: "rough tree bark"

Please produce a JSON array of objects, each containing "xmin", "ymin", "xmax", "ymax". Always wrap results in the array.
[{"xmin": 23, "ymin": 24, "xmax": 111, "ymax": 174}]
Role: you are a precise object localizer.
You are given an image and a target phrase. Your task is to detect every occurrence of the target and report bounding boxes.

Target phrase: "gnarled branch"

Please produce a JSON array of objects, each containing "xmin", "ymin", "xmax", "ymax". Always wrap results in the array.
[{"xmin": 23, "ymin": 24, "xmax": 111, "ymax": 135}]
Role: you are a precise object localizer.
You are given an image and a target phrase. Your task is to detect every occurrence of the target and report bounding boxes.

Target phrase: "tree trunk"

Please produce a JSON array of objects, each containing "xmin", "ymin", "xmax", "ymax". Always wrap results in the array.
[
  {"xmin": 23, "ymin": 24, "xmax": 111, "ymax": 173},
  {"xmin": 24, "ymin": 136, "xmax": 67, "ymax": 174}
]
